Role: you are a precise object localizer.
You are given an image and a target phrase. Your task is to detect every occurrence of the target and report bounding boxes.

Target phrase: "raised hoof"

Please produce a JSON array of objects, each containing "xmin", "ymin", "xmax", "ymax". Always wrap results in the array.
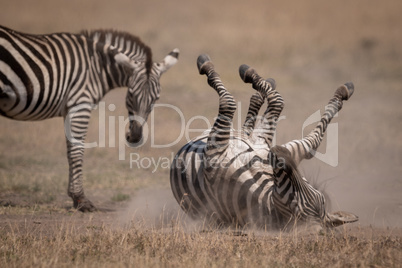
[
  {"xmin": 197, "ymin": 54, "xmax": 214, "ymax": 75},
  {"xmin": 168, "ymin": 48, "xmax": 180, "ymax": 59},
  {"xmin": 239, "ymin": 64, "xmax": 255, "ymax": 83},
  {"xmin": 74, "ymin": 197, "xmax": 97, "ymax": 212},
  {"xmin": 336, "ymin": 82, "xmax": 354, "ymax": 101}
]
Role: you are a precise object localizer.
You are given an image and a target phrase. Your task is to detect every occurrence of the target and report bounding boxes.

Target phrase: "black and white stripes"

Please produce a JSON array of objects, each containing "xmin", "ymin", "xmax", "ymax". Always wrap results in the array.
[
  {"xmin": 0, "ymin": 25, "xmax": 179, "ymax": 211},
  {"xmin": 170, "ymin": 55, "xmax": 358, "ymax": 230}
]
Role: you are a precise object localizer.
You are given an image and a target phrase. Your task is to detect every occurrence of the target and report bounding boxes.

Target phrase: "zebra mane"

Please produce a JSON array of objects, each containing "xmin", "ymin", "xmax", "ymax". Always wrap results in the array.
[{"xmin": 81, "ymin": 29, "xmax": 153, "ymax": 75}]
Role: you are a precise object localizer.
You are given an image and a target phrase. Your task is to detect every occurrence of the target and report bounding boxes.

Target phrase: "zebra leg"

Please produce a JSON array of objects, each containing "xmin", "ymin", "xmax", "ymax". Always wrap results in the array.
[
  {"xmin": 260, "ymin": 80, "xmax": 285, "ymax": 147},
  {"xmin": 64, "ymin": 105, "xmax": 96, "ymax": 212},
  {"xmin": 242, "ymin": 92, "xmax": 264, "ymax": 137},
  {"xmin": 239, "ymin": 65, "xmax": 284, "ymax": 147},
  {"xmin": 283, "ymin": 83, "xmax": 354, "ymax": 166},
  {"xmin": 197, "ymin": 54, "xmax": 236, "ymax": 153}
]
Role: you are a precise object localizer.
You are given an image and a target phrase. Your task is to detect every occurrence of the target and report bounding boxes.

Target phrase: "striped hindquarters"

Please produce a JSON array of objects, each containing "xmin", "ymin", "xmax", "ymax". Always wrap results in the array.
[
  {"xmin": 0, "ymin": 27, "xmax": 87, "ymax": 120},
  {"xmin": 170, "ymin": 135, "xmax": 220, "ymax": 221},
  {"xmin": 0, "ymin": 26, "xmax": 128, "ymax": 121}
]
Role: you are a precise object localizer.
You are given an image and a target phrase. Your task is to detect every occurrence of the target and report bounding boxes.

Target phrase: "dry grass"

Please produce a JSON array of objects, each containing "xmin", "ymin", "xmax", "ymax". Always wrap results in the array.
[
  {"xmin": 0, "ymin": 0, "xmax": 402, "ymax": 267},
  {"xmin": 0, "ymin": 208, "xmax": 401, "ymax": 268}
]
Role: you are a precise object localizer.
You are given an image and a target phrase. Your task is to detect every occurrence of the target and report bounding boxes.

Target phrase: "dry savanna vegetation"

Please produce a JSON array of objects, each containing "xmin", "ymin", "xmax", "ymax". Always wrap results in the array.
[{"xmin": 0, "ymin": 0, "xmax": 401, "ymax": 267}]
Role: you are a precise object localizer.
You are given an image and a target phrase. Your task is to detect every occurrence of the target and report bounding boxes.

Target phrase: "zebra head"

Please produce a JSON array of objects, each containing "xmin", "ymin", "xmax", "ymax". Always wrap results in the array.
[
  {"xmin": 115, "ymin": 49, "xmax": 179, "ymax": 145},
  {"xmin": 269, "ymin": 145, "xmax": 359, "ymax": 229}
]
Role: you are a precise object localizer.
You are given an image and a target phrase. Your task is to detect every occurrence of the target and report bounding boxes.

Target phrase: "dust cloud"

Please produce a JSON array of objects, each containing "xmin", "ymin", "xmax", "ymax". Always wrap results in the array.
[{"xmin": 117, "ymin": 188, "xmax": 204, "ymax": 231}]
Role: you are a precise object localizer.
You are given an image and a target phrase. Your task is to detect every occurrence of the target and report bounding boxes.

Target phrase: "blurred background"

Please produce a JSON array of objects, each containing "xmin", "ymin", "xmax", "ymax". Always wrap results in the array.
[{"xmin": 0, "ymin": 0, "xmax": 401, "ymax": 227}]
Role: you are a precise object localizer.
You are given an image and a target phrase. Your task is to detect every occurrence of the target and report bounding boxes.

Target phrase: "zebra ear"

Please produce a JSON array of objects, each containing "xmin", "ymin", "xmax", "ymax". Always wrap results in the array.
[
  {"xmin": 114, "ymin": 53, "xmax": 140, "ymax": 70},
  {"xmin": 156, "ymin": 48, "xmax": 179, "ymax": 74},
  {"xmin": 326, "ymin": 211, "xmax": 359, "ymax": 227}
]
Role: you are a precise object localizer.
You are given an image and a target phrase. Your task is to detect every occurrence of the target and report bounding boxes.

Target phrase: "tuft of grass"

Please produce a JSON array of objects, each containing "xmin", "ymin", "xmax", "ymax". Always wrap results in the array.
[{"xmin": 111, "ymin": 193, "xmax": 130, "ymax": 202}]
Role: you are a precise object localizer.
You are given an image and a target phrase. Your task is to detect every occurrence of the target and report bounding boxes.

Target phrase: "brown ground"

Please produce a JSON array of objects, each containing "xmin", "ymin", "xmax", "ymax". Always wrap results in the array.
[{"xmin": 0, "ymin": 0, "xmax": 401, "ymax": 266}]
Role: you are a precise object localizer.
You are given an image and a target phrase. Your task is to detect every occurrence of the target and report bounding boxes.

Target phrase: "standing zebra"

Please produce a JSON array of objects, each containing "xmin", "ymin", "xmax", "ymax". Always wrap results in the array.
[
  {"xmin": 170, "ymin": 54, "xmax": 358, "ymax": 230},
  {"xmin": 0, "ymin": 25, "xmax": 179, "ymax": 211}
]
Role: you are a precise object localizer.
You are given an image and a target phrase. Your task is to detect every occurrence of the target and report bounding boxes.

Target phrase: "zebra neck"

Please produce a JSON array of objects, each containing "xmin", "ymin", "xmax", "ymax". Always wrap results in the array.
[
  {"xmin": 271, "ymin": 166, "xmax": 304, "ymax": 218},
  {"xmin": 91, "ymin": 42, "xmax": 131, "ymax": 94},
  {"xmin": 273, "ymin": 167, "xmax": 326, "ymax": 222}
]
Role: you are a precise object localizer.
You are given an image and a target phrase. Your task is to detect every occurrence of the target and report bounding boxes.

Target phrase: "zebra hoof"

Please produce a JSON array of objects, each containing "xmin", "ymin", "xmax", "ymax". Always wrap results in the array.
[
  {"xmin": 239, "ymin": 64, "xmax": 255, "ymax": 83},
  {"xmin": 265, "ymin": 78, "xmax": 276, "ymax": 90},
  {"xmin": 344, "ymin": 82, "xmax": 354, "ymax": 99},
  {"xmin": 197, "ymin": 54, "xmax": 213, "ymax": 75},
  {"xmin": 336, "ymin": 82, "xmax": 354, "ymax": 101},
  {"xmin": 169, "ymin": 48, "xmax": 180, "ymax": 59},
  {"xmin": 74, "ymin": 196, "xmax": 97, "ymax": 212}
]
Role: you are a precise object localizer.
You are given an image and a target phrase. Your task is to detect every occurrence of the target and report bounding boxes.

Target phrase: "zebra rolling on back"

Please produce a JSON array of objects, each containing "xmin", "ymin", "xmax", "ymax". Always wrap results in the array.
[
  {"xmin": 0, "ymin": 25, "xmax": 179, "ymax": 211},
  {"xmin": 170, "ymin": 54, "xmax": 358, "ymax": 230}
]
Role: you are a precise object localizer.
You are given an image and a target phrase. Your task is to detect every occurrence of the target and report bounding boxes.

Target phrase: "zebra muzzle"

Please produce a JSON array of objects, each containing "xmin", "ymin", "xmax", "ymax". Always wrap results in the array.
[{"xmin": 126, "ymin": 121, "xmax": 144, "ymax": 146}]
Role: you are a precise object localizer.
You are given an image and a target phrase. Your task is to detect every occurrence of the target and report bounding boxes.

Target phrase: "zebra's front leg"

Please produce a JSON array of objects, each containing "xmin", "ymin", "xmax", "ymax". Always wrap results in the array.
[
  {"xmin": 197, "ymin": 54, "xmax": 236, "ymax": 153},
  {"xmin": 239, "ymin": 65, "xmax": 284, "ymax": 147},
  {"xmin": 64, "ymin": 105, "xmax": 96, "ymax": 212},
  {"xmin": 283, "ymin": 83, "xmax": 354, "ymax": 166}
]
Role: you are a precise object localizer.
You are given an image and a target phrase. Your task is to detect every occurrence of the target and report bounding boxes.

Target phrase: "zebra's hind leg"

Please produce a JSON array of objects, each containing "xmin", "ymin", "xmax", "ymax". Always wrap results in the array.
[
  {"xmin": 283, "ymin": 83, "xmax": 354, "ymax": 166},
  {"xmin": 242, "ymin": 92, "xmax": 264, "ymax": 137},
  {"xmin": 197, "ymin": 54, "xmax": 236, "ymax": 153},
  {"xmin": 239, "ymin": 65, "xmax": 284, "ymax": 147},
  {"xmin": 64, "ymin": 105, "xmax": 96, "ymax": 212}
]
